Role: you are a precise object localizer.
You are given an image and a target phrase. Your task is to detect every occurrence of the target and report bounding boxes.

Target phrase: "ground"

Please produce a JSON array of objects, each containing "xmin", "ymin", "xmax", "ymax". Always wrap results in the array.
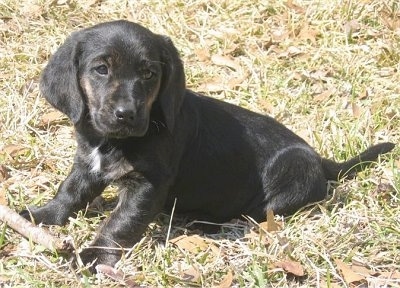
[{"xmin": 0, "ymin": 0, "xmax": 399, "ymax": 287}]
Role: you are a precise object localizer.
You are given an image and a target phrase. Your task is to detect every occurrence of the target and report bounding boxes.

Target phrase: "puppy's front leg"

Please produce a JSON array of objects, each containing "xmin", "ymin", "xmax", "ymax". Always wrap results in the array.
[
  {"xmin": 79, "ymin": 176, "xmax": 167, "ymax": 271},
  {"xmin": 21, "ymin": 163, "xmax": 108, "ymax": 226}
]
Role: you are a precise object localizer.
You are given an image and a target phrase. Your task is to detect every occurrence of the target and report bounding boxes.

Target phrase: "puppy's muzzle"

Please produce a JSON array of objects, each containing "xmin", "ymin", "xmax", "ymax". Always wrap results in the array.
[{"xmin": 114, "ymin": 106, "xmax": 136, "ymax": 126}]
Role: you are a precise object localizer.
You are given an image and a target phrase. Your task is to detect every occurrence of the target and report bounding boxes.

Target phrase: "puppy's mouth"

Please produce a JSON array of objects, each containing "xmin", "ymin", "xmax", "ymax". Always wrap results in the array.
[{"xmin": 90, "ymin": 112, "xmax": 150, "ymax": 138}]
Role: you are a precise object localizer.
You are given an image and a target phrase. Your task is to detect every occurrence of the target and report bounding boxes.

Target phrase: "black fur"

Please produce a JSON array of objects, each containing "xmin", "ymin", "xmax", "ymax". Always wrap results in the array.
[{"xmin": 21, "ymin": 20, "xmax": 394, "ymax": 272}]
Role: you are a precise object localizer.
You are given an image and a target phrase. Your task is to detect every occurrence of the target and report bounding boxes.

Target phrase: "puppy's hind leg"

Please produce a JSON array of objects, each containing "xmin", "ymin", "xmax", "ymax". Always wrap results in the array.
[{"xmin": 259, "ymin": 146, "xmax": 327, "ymax": 217}]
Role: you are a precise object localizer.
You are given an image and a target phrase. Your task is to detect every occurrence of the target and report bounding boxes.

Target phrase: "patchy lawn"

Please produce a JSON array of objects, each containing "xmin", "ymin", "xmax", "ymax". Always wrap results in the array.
[{"xmin": 1, "ymin": 0, "xmax": 399, "ymax": 287}]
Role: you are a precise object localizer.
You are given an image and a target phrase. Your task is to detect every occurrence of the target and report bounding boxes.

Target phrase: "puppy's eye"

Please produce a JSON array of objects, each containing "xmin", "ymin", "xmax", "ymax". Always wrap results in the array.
[
  {"xmin": 142, "ymin": 70, "xmax": 154, "ymax": 80},
  {"xmin": 95, "ymin": 65, "xmax": 109, "ymax": 75}
]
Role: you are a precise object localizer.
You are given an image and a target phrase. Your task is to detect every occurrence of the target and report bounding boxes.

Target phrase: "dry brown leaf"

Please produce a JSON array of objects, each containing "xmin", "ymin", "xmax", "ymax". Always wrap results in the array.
[
  {"xmin": 314, "ymin": 89, "xmax": 335, "ymax": 102},
  {"xmin": 309, "ymin": 69, "xmax": 332, "ymax": 81},
  {"xmin": 358, "ymin": 89, "xmax": 369, "ymax": 100},
  {"xmin": 290, "ymin": 71, "xmax": 304, "ymax": 81},
  {"xmin": 257, "ymin": 98, "xmax": 275, "ymax": 114},
  {"xmin": 274, "ymin": 260, "xmax": 305, "ymax": 277},
  {"xmin": 350, "ymin": 264, "xmax": 373, "ymax": 276},
  {"xmin": 198, "ymin": 81, "xmax": 225, "ymax": 92},
  {"xmin": 194, "ymin": 48, "xmax": 210, "ymax": 62},
  {"xmin": 213, "ymin": 270, "xmax": 233, "ymax": 288},
  {"xmin": 298, "ymin": 24, "xmax": 319, "ymax": 43},
  {"xmin": 170, "ymin": 235, "xmax": 218, "ymax": 255},
  {"xmin": 211, "ymin": 54, "xmax": 241, "ymax": 71},
  {"xmin": 259, "ymin": 210, "xmax": 280, "ymax": 232},
  {"xmin": 1, "ymin": 144, "xmax": 29, "ymax": 158},
  {"xmin": 96, "ymin": 264, "xmax": 140, "ymax": 287},
  {"xmin": 0, "ymin": 169, "xmax": 10, "ymax": 205},
  {"xmin": 378, "ymin": 270, "xmax": 400, "ymax": 279},
  {"xmin": 334, "ymin": 259, "xmax": 366, "ymax": 285},
  {"xmin": 0, "ymin": 187, "xmax": 7, "ymax": 206},
  {"xmin": 222, "ymin": 45, "xmax": 240, "ymax": 56},
  {"xmin": 227, "ymin": 76, "xmax": 246, "ymax": 89},
  {"xmin": 285, "ymin": 0, "xmax": 305, "ymax": 13},
  {"xmin": 181, "ymin": 265, "xmax": 201, "ymax": 283},
  {"xmin": 351, "ymin": 103, "xmax": 362, "ymax": 117},
  {"xmin": 20, "ymin": 4, "xmax": 42, "ymax": 18},
  {"xmin": 278, "ymin": 46, "xmax": 303, "ymax": 58},
  {"xmin": 0, "ymin": 165, "xmax": 10, "ymax": 183},
  {"xmin": 267, "ymin": 210, "xmax": 279, "ymax": 232},
  {"xmin": 40, "ymin": 111, "xmax": 65, "ymax": 126}
]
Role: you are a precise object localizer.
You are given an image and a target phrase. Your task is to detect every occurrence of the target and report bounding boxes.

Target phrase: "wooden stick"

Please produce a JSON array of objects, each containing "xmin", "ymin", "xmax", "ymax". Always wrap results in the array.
[{"xmin": 0, "ymin": 204, "xmax": 74, "ymax": 253}]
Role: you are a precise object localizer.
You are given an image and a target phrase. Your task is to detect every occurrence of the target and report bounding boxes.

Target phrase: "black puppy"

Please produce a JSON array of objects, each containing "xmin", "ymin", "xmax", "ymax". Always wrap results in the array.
[{"xmin": 21, "ymin": 20, "xmax": 394, "ymax": 271}]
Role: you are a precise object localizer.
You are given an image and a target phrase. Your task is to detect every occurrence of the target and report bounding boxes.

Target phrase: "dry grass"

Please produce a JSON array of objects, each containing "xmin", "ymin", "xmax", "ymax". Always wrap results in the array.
[{"xmin": 1, "ymin": 0, "xmax": 399, "ymax": 287}]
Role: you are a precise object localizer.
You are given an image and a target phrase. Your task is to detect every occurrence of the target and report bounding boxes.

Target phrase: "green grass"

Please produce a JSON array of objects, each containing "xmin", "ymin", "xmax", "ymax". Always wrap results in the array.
[{"xmin": 1, "ymin": 0, "xmax": 399, "ymax": 287}]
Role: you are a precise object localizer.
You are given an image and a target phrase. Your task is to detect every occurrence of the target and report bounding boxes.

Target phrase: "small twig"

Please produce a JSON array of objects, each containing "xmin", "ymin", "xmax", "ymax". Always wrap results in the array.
[{"xmin": 0, "ymin": 204, "xmax": 74, "ymax": 253}]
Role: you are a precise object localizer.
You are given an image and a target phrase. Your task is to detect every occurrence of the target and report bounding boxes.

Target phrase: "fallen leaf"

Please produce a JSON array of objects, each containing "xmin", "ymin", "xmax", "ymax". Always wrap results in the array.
[
  {"xmin": 96, "ymin": 264, "xmax": 140, "ymax": 287},
  {"xmin": 20, "ymin": 4, "xmax": 42, "ymax": 18},
  {"xmin": 198, "ymin": 81, "xmax": 226, "ymax": 92},
  {"xmin": 358, "ymin": 88, "xmax": 369, "ymax": 100},
  {"xmin": 0, "ymin": 165, "xmax": 10, "ymax": 183},
  {"xmin": 351, "ymin": 103, "xmax": 362, "ymax": 117},
  {"xmin": 40, "ymin": 111, "xmax": 65, "ymax": 126},
  {"xmin": 314, "ymin": 89, "xmax": 335, "ymax": 102},
  {"xmin": 222, "ymin": 44, "xmax": 240, "ymax": 56},
  {"xmin": 181, "ymin": 265, "xmax": 201, "ymax": 283},
  {"xmin": 227, "ymin": 76, "xmax": 246, "ymax": 89},
  {"xmin": 278, "ymin": 46, "xmax": 304, "ymax": 58},
  {"xmin": 213, "ymin": 270, "xmax": 233, "ymax": 288},
  {"xmin": 96, "ymin": 264, "xmax": 125, "ymax": 281},
  {"xmin": 194, "ymin": 48, "xmax": 210, "ymax": 62},
  {"xmin": 170, "ymin": 235, "xmax": 219, "ymax": 255},
  {"xmin": 298, "ymin": 24, "xmax": 319, "ymax": 43},
  {"xmin": 309, "ymin": 69, "xmax": 332, "ymax": 81},
  {"xmin": 257, "ymin": 98, "xmax": 275, "ymax": 114},
  {"xmin": 211, "ymin": 54, "xmax": 241, "ymax": 71},
  {"xmin": 285, "ymin": 0, "xmax": 305, "ymax": 13},
  {"xmin": 378, "ymin": 270, "xmax": 400, "ymax": 279},
  {"xmin": 259, "ymin": 210, "xmax": 280, "ymax": 232},
  {"xmin": 334, "ymin": 259, "xmax": 366, "ymax": 285},
  {"xmin": 0, "ymin": 187, "xmax": 7, "ymax": 205},
  {"xmin": 350, "ymin": 264, "xmax": 373, "ymax": 276},
  {"xmin": 1, "ymin": 144, "xmax": 29, "ymax": 158},
  {"xmin": 274, "ymin": 260, "xmax": 305, "ymax": 277}
]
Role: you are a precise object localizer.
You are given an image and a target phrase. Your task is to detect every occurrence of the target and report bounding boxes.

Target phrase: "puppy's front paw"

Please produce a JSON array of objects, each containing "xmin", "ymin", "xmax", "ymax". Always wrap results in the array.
[
  {"xmin": 79, "ymin": 247, "xmax": 122, "ymax": 274},
  {"xmin": 19, "ymin": 204, "xmax": 69, "ymax": 226},
  {"xmin": 20, "ymin": 209, "xmax": 35, "ymax": 221}
]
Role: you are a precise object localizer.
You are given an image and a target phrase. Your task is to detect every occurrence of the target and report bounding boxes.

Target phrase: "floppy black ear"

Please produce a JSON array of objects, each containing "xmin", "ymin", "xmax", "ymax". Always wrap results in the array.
[
  {"xmin": 158, "ymin": 35, "xmax": 186, "ymax": 132},
  {"xmin": 40, "ymin": 32, "xmax": 84, "ymax": 124}
]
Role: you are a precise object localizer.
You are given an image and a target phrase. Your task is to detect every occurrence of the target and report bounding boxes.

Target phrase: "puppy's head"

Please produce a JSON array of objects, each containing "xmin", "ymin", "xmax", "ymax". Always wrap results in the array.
[{"xmin": 40, "ymin": 20, "xmax": 185, "ymax": 138}]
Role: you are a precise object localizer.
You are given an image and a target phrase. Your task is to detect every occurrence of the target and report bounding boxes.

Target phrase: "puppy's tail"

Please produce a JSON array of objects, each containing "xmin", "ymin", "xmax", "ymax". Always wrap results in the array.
[{"xmin": 322, "ymin": 142, "xmax": 395, "ymax": 181}]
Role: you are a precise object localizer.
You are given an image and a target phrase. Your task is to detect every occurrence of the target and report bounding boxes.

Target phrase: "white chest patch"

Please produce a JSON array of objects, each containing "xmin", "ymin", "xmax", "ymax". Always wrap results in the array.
[
  {"xmin": 87, "ymin": 145, "xmax": 135, "ymax": 180},
  {"xmin": 89, "ymin": 146, "xmax": 102, "ymax": 173}
]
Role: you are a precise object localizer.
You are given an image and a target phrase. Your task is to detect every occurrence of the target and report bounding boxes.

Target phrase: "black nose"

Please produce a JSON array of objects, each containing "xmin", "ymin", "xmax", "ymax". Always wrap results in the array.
[{"xmin": 114, "ymin": 107, "xmax": 135, "ymax": 125}]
